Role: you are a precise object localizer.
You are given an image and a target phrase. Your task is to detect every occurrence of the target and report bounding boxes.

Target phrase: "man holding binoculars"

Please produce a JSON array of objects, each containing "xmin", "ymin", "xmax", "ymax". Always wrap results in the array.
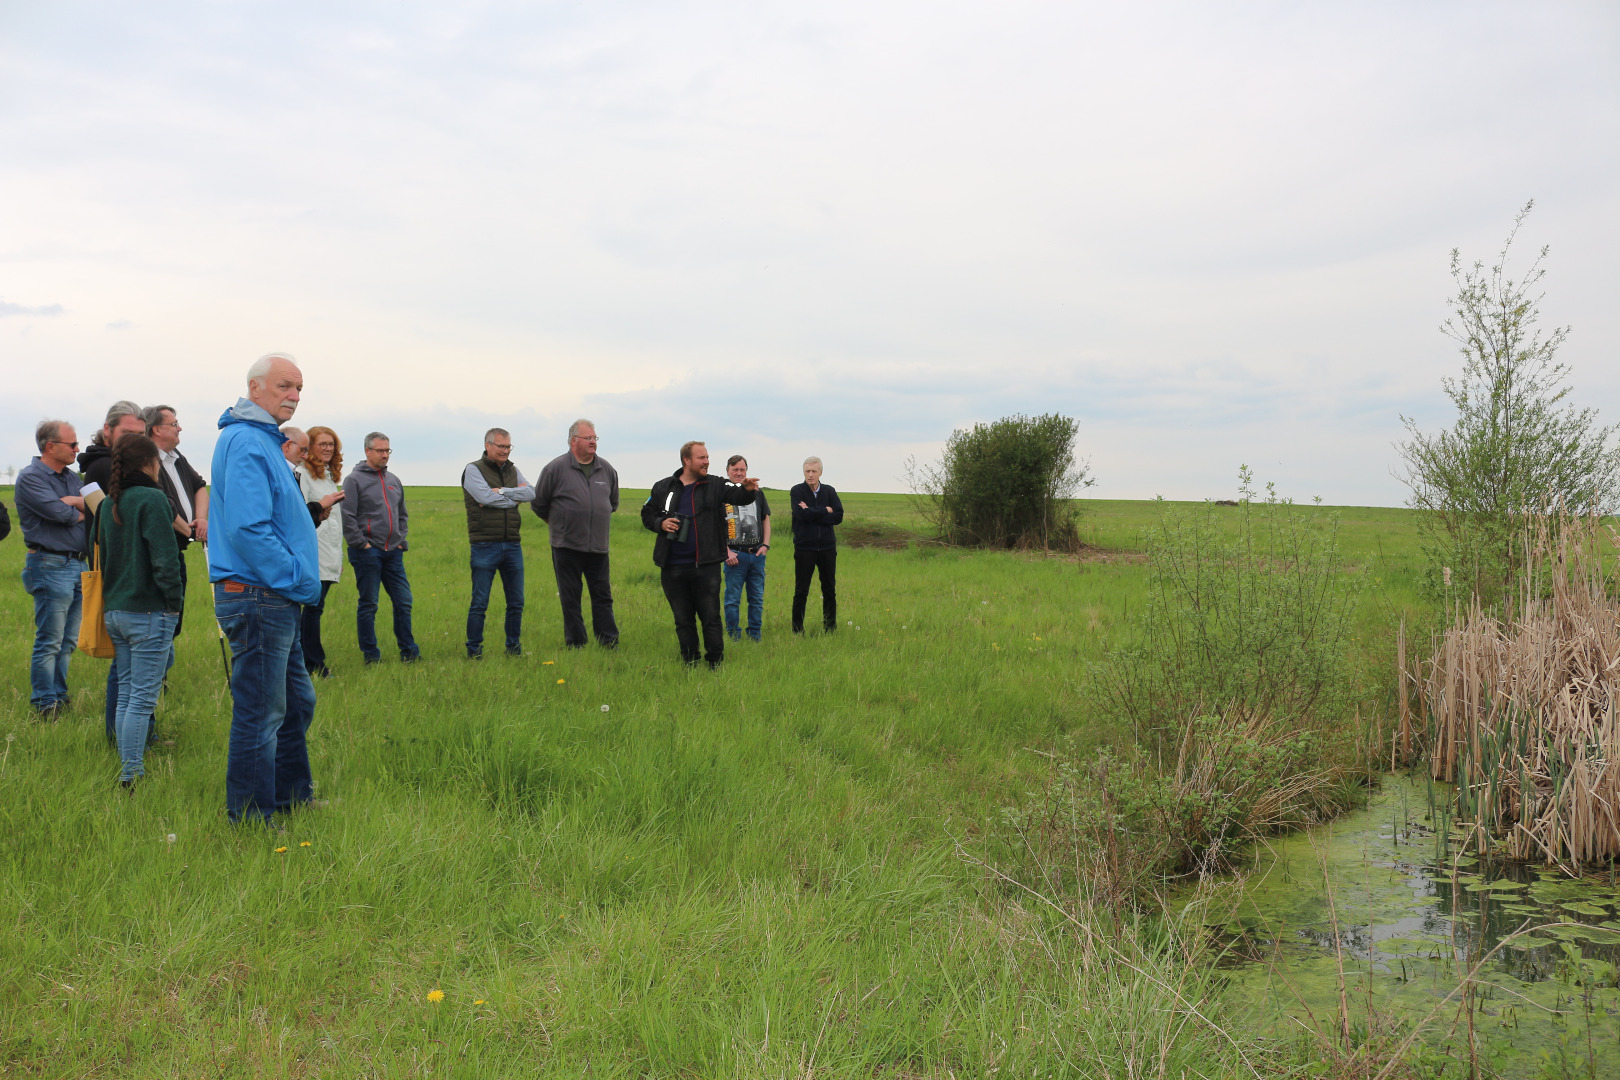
[{"xmin": 641, "ymin": 441, "xmax": 761, "ymax": 668}]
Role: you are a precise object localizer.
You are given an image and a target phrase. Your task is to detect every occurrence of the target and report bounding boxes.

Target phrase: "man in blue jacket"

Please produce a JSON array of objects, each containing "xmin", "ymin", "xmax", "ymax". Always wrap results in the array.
[{"xmin": 210, "ymin": 352, "xmax": 323, "ymax": 825}]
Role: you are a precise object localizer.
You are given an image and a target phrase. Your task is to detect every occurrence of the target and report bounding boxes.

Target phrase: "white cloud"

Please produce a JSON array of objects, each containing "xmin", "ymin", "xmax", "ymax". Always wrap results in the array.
[{"xmin": 1, "ymin": 1, "xmax": 1617, "ymax": 502}]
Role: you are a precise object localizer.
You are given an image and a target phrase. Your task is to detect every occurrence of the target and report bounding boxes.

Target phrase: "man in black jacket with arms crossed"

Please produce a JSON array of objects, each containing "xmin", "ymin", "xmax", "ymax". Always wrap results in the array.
[
  {"xmin": 790, "ymin": 455, "xmax": 844, "ymax": 633},
  {"xmin": 642, "ymin": 441, "xmax": 760, "ymax": 668}
]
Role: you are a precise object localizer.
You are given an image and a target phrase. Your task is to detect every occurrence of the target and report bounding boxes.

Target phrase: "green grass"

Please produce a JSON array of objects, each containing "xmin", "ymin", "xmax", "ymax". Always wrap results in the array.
[{"xmin": 0, "ymin": 486, "xmax": 1424, "ymax": 1077}]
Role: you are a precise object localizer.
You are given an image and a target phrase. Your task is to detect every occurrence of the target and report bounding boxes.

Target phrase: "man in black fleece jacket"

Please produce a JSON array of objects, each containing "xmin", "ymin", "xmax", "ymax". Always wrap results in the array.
[
  {"xmin": 789, "ymin": 456, "xmax": 844, "ymax": 633},
  {"xmin": 640, "ymin": 441, "xmax": 760, "ymax": 667}
]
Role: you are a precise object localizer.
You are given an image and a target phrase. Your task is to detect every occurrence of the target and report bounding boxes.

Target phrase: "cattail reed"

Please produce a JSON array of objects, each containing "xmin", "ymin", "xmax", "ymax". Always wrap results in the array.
[{"xmin": 1401, "ymin": 511, "xmax": 1620, "ymax": 871}]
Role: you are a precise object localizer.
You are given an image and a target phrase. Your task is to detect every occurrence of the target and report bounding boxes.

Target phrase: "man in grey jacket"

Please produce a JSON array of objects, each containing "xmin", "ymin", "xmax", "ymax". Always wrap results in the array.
[
  {"xmin": 531, "ymin": 419, "xmax": 619, "ymax": 648},
  {"xmin": 341, "ymin": 432, "xmax": 420, "ymax": 663}
]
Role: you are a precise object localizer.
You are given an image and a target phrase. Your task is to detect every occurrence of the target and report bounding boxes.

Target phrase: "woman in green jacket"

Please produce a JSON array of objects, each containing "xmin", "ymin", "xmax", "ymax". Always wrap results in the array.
[{"xmin": 99, "ymin": 434, "xmax": 183, "ymax": 787}]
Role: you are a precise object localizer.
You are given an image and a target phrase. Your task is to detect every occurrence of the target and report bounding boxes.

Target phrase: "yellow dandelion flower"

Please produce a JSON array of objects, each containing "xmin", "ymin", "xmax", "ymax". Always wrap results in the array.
[
  {"xmin": 557, "ymin": 678, "xmax": 565, "ymax": 684},
  {"xmin": 542, "ymin": 660, "xmax": 555, "ymax": 665},
  {"xmin": 299, "ymin": 841, "xmax": 311, "ymax": 848},
  {"xmin": 474, "ymin": 999, "xmax": 487, "ymax": 1005},
  {"xmin": 427, "ymin": 989, "xmax": 445, "ymax": 1003},
  {"xmin": 274, "ymin": 846, "xmax": 288, "ymax": 854}
]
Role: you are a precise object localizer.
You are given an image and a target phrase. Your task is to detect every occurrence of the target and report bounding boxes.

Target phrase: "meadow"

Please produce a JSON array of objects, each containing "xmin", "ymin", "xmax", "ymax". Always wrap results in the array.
[{"xmin": 0, "ymin": 486, "xmax": 1427, "ymax": 1077}]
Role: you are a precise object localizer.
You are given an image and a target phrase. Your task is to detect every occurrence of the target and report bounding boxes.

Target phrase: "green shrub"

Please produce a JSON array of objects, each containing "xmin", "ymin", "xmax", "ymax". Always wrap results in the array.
[
  {"xmin": 1000, "ymin": 709, "xmax": 1351, "ymax": 904},
  {"xmin": 907, "ymin": 412, "xmax": 1092, "ymax": 549},
  {"xmin": 1103, "ymin": 468, "xmax": 1364, "ymax": 741}
]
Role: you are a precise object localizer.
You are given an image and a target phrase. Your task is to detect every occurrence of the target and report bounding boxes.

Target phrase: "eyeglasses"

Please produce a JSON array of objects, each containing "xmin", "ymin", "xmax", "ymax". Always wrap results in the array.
[
  {"xmin": 156, "ymin": 422, "xmax": 181, "ymax": 431},
  {"xmin": 50, "ymin": 440, "xmax": 80, "ymax": 449},
  {"xmin": 489, "ymin": 443, "xmax": 512, "ymax": 451}
]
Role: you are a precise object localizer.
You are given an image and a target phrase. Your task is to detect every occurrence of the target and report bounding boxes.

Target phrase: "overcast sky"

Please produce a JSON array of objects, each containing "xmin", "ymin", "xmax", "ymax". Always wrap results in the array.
[{"xmin": 2, "ymin": 1, "xmax": 1617, "ymax": 502}]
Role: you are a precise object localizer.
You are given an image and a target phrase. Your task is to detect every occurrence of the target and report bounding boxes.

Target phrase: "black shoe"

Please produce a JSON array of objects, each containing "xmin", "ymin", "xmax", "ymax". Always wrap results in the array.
[
  {"xmin": 467, "ymin": 650, "xmax": 483, "ymax": 661},
  {"xmin": 597, "ymin": 638, "xmax": 619, "ymax": 650},
  {"xmin": 708, "ymin": 658, "xmax": 723, "ymax": 671},
  {"xmin": 401, "ymin": 652, "xmax": 422, "ymax": 664},
  {"xmin": 505, "ymin": 647, "xmax": 523, "ymax": 657},
  {"xmin": 119, "ymin": 777, "xmax": 138, "ymax": 792},
  {"xmin": 36, "ymin": 704, "xmax": 63, "ymax": 722},
  {"xmin": 363, "ymin": 656, "xmax": 382, "ymax": 666}
]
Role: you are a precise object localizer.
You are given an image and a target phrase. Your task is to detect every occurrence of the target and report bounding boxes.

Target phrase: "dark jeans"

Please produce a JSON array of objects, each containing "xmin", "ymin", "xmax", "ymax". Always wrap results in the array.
[
  {"xmin": 215, "ymin": 582, "xmax": 316, "ymax": 824},
  {"xmin": 349, "ymin": 545, "xmax": 419, "ymax": 661},
  {"xmin": 552, "ymin": 547, "xmax": 618, "ymax": 647},
  {"xmin": 468, "ymin": 541, "xmax": 524, "ymax": 655},
  {"xmin": 723, "ymin": 550, "xmax": 766, "ymax": 641},
  {"xmin": 792, "ymin": 548, "xmax": 838, "ymax": 632},
  {"xmin": 301, "ymin": 580, "xmax": 334, "ymax": 675},
  {"xmin": 660, "ymin": 562, "xmax": 723, "ymax": 664}
]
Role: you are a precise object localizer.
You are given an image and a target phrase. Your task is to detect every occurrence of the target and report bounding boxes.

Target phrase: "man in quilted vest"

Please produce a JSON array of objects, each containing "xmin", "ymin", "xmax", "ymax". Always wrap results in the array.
[{"xmin": 461, "ymin": 427, "xmax": 534, "ymax": 658}]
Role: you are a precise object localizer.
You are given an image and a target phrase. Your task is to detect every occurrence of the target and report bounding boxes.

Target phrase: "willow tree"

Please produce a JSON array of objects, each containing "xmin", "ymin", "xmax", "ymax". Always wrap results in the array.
[{"xmin": 1396, "ymin": 202, "xmax": 1620, "ymax": 607}]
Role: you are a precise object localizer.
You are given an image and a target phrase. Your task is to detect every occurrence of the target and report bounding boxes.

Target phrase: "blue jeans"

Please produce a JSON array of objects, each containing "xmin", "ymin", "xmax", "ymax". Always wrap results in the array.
[
  {"xmin": 104, "ymin": 639, "xmax": 176, "ymax": 743},
  {"xmin": 215, "ymin": 582, "xmax": 317, "ymax": 824},
  {"xmin": 105, "ymin": 610, "xmax": 177, "ymax": 782},
  {"xmin": 723, "ymin": 550, "xmax": 766, "ymax": 641},
  {"xmin": 467, "ymin": 541, "xmax": 524, "ymax": 655},
  {"xmin": 21, "ymin": 552, "xmax": 84, "ymax": 710},
  {"xmin": 349, "ymin": 546, "xmax": 419, "ymax": 661}
]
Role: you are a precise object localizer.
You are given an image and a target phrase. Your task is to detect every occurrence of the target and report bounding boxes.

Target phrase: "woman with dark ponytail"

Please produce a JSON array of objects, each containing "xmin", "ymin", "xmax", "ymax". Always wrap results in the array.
[{"xmin": 99, "ymin": 434, "xmax": 183, "ymax": 787}]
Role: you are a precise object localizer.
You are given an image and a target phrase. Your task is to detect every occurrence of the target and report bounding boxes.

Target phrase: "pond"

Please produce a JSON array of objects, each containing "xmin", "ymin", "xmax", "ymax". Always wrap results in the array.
[{"xmin": 1200, "ymin": 773, "xmax": 1620, "ymax": 1078}]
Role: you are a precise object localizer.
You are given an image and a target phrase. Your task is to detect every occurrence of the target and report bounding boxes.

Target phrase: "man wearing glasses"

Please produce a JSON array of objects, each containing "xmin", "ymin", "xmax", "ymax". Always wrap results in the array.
[
  {"xmin": 532, "ymin": 419, "xmax": 620, "ymax": 649},
  {"xmin": 17, "ymin": 420, "xmax": 88, "ymax": 718},
  {"xmin": 341, "ymin": 432, "xmax": 420, "ymax": 664},
  {"xmin": 461, "ymin": 427, "xmax": 534, "ymax": 658}
]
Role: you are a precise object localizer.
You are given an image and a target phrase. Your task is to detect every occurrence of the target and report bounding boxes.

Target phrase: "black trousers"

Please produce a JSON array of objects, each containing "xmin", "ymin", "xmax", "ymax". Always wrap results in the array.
[
  {"xmin": 301, "ymin": 580, "xmax": 334, "ymax": 675},
  {"xmin": 660, "ymin": 563, "xmax": 723, "ymax": 664},
  {"xmin": 552, "ymin": 547, "xmax": 618, "ymax": 646},
  {"xmin": 792, "ymin": 548, "xmax": 838, "ymax": 631}
]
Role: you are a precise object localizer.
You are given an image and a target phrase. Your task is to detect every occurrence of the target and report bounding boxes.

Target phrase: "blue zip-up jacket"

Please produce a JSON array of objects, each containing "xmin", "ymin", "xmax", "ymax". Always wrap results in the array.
[{"xmin": 208, "ymin": 399, "xmax": 321, "ymax": 604}]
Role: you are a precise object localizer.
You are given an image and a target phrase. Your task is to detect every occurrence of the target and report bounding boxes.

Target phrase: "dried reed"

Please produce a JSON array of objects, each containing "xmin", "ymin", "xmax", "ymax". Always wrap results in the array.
[{"xmin": 1402, "ymin": 512, "xmax": 1620, "ymax": 870}]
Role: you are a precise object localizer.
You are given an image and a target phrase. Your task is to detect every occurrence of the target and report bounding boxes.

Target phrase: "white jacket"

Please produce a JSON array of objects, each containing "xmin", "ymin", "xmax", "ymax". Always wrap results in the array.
[{"xmin": 297, "ymin": 465, "xmax": 343, "ymax": 583}]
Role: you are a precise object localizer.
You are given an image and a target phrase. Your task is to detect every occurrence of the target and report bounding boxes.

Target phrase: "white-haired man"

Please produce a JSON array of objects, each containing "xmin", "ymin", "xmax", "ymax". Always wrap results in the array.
[
  {"xmin": 532, "ymin": 419, "xmax": 620, "ymax": 648},
  {"xmin": 210, "ymin": 352, "xmax": 322, "ymax": 825},
  {"xmin": 789, "ymin": 456, "xmax": 844, "ymax": 634},
  {"xmin": 280, "ymin": 426, "xmax": 309, "ymax": 469}
]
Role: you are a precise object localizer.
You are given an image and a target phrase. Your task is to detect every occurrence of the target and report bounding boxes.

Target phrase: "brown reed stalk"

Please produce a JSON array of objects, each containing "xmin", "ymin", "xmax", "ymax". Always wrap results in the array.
[{"xmin": 1406, "ymin": 509, "xmax": 1620, "ymax": 868}]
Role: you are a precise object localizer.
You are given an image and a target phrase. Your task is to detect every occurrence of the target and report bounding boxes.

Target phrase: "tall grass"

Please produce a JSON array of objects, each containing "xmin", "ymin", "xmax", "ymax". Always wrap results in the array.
[
  {"xmin": 0, "ymin": 485, "xmax": 1421, "ymax": 1075},
  {"xmin": 1402, "ymin": 512, "xmax": 1620, "ymax": 870}
]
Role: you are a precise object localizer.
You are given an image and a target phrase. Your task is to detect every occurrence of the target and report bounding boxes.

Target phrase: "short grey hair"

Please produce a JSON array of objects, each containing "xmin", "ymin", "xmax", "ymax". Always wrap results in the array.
[
  {"xmin": 568, "ymin": 418, "xmax": 596, "ymax": 439},
  {"xmin": 248, "ymin": 351, "xmax": 297, "ymax": 388},
  {"xmin": 803, "ymin": 456, "xmax": 823, "ymax": 469},
  {"xmin": 141, "ymin": 404, "xmax": 175, "ymax": 434},
  {"xmin": 484, "ymin": 427, "xmax": 510, "ymax": 445},
  {"xmin": 35, "ymin": 419, "xmax": 69, "ymax": 453},
  {"xmin": 282, "ymin": 425, "xmax": 307, "ymax": 443},
  {"xmin": 363, "ymin": 431, "xmax": 389, "ymax": 450}
]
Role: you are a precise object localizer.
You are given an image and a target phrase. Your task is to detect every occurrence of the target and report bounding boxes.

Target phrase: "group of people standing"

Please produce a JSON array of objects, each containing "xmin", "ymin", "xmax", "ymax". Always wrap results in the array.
[{"xmin": 12, "ymin": 352, "xmax": 846, "ymax": 824}]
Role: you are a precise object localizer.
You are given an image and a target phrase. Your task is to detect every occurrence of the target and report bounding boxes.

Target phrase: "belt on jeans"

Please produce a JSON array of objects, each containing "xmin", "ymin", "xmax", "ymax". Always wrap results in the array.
[
  {"xmin": 219, "ymin": 580, "xmax": 267, "ymax": 593},
  {"xmin": 27, "ymin": 547, "xmax": 84, "ymax": 559}
]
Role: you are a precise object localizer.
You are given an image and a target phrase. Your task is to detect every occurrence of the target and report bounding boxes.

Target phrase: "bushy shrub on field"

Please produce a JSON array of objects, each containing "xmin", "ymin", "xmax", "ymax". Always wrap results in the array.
[
  {"xmin": 1104, "ymin": 467, "xmax": 1364, "ymax": 740},
  {"xmin": 907, "ymin": 413, "xmax": 1093, "ymax": 550}
]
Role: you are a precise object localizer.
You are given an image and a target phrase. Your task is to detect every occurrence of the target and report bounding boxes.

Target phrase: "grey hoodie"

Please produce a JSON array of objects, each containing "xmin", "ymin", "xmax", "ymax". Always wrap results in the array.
[{"xmin": 341, "ymin": 463, "xmax": 409, "ymax": 550}]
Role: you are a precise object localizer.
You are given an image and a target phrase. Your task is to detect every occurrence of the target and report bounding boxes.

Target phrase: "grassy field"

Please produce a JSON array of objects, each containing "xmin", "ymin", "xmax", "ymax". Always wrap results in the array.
[{"xmin": 0, "ymin": 487, "xmax": 1425, "ymax": 1077}]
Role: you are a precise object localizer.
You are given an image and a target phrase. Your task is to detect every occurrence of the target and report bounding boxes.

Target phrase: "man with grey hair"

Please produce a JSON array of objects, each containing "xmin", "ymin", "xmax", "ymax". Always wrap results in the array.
[
  {"xmin": 532, "ymin": 418, "xmax": 620, "ymax": 648},
  {"xmin": 342, "ymin": 431, "xmax": 420, "ymax": 663},
  {"xmin": 17, "ymin": 419, "xmax": 87, "ymax": 717},
  {"xmin": 78, "ymin": 400, "xmax": 145, "ymax": 491},
  {"xmin": 461, "ymin": 427, "xmax": 533, "ymax": 658},
  {"xmin": 280, "ymin": 426, "xmax": 309, "ymax": 468},
  {"xmin": 210, "ymin": 352, "xmax": 322, "ymax": 824},
  {"xmin": 789, "ymin": 455, "xmax": 844, "ymax": 634}
]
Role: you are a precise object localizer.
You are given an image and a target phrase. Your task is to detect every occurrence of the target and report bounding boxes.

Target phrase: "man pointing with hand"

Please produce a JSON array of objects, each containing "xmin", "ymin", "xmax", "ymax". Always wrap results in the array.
[{"xmin": 641, "ymin": 441, "xmax": 760, "ymax": 668}]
